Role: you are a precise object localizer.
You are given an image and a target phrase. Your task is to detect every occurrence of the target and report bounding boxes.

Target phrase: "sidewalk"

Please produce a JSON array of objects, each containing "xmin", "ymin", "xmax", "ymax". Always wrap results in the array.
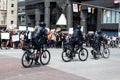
[{"xmin": 0, "ymin": 54, "xmax": 89, "ymax": 80}]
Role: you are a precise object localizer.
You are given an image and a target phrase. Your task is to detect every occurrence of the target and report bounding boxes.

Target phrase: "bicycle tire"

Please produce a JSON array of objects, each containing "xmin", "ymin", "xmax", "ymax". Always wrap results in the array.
[
  {"xmin": 21, "ymin": 51, "xmax": 33, "ymax": 68},
  {"xmin": 102, "ymin": 48, "xmax": 110, "ymax": 58},
  {"xmin": 40, "ymin": 50, "xmax": 51, "ymax": 65},
  {"xmin": 61, "ymin": 48, "xmax": 72, "ymax": 62},
  {"xmin": 78, "ymin": 48, "xmax": 88, "ymax": 61}
]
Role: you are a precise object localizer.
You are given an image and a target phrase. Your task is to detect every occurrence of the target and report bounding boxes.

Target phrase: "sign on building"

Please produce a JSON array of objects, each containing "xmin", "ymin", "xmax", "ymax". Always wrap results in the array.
[
  {"xmin": 114, "ymin": 0, "xmax": 119, "ymax": 4},
  {"xmin": 73, "ymin": 4, "xmax": 78, "ymax": 12},
  {"xmin": 88, "ymin": 7, "xmax": 91, "ymax": 13}
]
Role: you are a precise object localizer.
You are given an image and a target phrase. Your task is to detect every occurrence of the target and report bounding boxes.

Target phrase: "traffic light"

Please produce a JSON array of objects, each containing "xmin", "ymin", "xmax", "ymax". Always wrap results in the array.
[
  {"xmin": 103, "ymin": 9, "xmax": 106, "ymax": 14},
  {"xmin": 92, "ymin": 8, "xmax": 95, "ymax": 14},
  {"xmin": 79, "ymin": 5, "xmax": 82, "ymax": 11}
]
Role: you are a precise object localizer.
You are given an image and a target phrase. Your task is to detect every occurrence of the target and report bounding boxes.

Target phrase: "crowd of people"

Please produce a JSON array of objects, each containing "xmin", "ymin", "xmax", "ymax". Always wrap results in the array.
[
  {"xmin": 0, "ymin": 27, "xmax": 120, "ymax": 50},
  {"xmin": 0, "ymin": 27, "xmax": 67, "ymax": 49},
  {"xmin": 85, "ymin": 33, "xmax": 120, "ymax": 48}
]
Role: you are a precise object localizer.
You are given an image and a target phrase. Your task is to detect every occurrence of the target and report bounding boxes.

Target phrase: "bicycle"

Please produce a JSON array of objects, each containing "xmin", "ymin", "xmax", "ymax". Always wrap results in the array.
[
  {"xmin": 21, "ymin": 44, "xmax": 51, "ymax": 68},
  {"xmin": 100, "ymin": 42, "xmax": 110, "ymax": 58},
  {"xmin": 61, "ymin": 42, "xmax": 88, "ymax": 62},
  {"xmin": 91, "ymin": 42, "xmax": 110, "ymax": 59}
]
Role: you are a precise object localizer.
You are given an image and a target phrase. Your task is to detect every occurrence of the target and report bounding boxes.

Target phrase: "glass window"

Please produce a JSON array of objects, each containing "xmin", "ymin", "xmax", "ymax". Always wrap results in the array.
[
  {"xmin": 116, "ymin": 12, "xmax": 119, "ymax": 23},
  {"xmin": 102, "ymin": 8, "xmax": 119, "ymax": 24},
  {"xmin": 11, "ymin": 4, "xmax": 14, "ymax": 7},
  {"xmin": 11, "ymin": 10, "xmax": 14, "ymax": 14},
  {"xmin": 111, "ymin": 11, "xmax": 116, "ymax": 23},
  {"xmin": 11, "ymin": 21, "xmax": 13, "ymax": 24},
  {"xmin": 106, "ymin": 11, "xmax": 111, "ymax": 23},
  {"xmin": 103, "ymin": 10, "xmax": 107, "ymax": 23}
]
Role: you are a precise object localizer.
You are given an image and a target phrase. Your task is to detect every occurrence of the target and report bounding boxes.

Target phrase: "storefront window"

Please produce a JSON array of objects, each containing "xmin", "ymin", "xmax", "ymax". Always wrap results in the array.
[
  {"xmin": 111, "ymin": 11, "xmax": 116, "ymax": 23},
  {"xmin": 116, "ymin": 12, "xmax": 119, "ymax": 23},
  {"xmin": 103, "ymin": 12, "xmax": 107, "ymax": 23},
  {"xmin": 102, "ymin": 8, "xmax": 119, "ymax": 24},
  {"xmin": 107, "ymin": 11, "xmax": 111, "ymax": 23}
]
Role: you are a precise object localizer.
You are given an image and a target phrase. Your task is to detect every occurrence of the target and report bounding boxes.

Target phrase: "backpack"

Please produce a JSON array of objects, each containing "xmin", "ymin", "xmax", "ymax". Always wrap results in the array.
[{"xmin": 32, "ymin": 27, "xmax": 42, "ymax": 39}]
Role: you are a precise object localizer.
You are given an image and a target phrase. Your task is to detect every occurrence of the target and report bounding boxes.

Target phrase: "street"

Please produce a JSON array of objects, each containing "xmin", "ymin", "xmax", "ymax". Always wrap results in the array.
[{"xmin": 0, "ymin": 47, "xmax": 120, "ymax": 80}]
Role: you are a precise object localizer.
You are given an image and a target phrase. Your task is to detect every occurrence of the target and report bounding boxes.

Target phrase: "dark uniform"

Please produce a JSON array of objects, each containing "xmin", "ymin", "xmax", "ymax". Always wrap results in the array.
[
  {"xmin": 71, "ymin": 25, "xmax": 84, "ymax": 48},
  {"xmin": 32, "ymin": 23, "xmax": 47, "ymax": 50},
  {"xmin": 31, "ymin": 22, "xmax": 48, "ymax": 65},
  {"xmin": 90, "ymin": 30, "xmax": 108, "ymax": 59},
  {"xmin": 95, "ymin": 31, "xmax": 107, "ymax": 51}
]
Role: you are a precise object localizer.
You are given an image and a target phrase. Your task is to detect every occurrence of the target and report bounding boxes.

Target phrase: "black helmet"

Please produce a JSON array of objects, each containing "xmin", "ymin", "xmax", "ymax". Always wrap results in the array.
[
  {"xmin": 39, "ymin": 22, "xmax": 46, "ymax": 27},
  {"xmin": 76, "ymin": 25, "xmax": 81, "ymax": 29},
  {"xmin": 97, "ymin": 30, "xmax": 102, "ymax": 34}
]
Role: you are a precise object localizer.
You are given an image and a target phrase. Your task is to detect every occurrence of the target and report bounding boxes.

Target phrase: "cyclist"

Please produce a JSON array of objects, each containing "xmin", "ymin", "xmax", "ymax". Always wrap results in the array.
[
  {"xmin": 95, "ymin": 30, "xmax": 108, "ymax": 51},
  {"xmin": 70, "ymin": 25, "xmax": 84, "ymax": 57},
  {"xmin": 31, "ymin": 22, "xmax": 48, "ymax": 65},
  {"xmin": 90, "ymin": 30, "xmax": 108, "ymax": 59}
]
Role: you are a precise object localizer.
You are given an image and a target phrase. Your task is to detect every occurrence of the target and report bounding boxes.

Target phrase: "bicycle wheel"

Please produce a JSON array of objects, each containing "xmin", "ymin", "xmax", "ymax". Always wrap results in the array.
[
  {"xmin": 61, "ymin": 48, "xmax": 72, "ymax": 62},
  {"xmin": 78, "ymin": 48, "xmax": 88, "ymax": 61},
  {"xmin": 40, "ymin": 50, "xmax": 51, "ymax": 65},
  {"xmin": 21, "ymin": 51, "xmax": 33, "ymax": 68},
  {"xmin": 102, "ymin": 48, "xmax": 110, "ymax": 58}
]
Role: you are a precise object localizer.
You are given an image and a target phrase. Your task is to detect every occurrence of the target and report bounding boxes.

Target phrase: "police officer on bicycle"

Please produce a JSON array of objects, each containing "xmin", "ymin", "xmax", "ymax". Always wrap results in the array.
[
  {"xmin": 32, "ymin": 22, "xmax": 48, "ymax": 65},
  {"xmin": 90, "ymin": 30, "xmax": 108, "ymax": 59},
  {"xmin": 70, "ymin": 25, "xmax": 84, "ymax": 56},
  {"xmin": 95, "ymin": 30, "xmax": 107, "ymax": 51}
]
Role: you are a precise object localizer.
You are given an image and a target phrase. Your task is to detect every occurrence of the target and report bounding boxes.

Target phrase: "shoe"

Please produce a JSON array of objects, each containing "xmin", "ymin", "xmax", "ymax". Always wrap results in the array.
[{"xmin": 35, "ymin": 61, "xmax": 40, "ymax": 65}]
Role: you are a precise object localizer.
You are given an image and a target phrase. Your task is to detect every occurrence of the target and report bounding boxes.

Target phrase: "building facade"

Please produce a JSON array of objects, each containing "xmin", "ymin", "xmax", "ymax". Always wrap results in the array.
[
  {"xmin": 0, "ymin": 0, "xmax": 7, "ymax": 29},
  {"xmin": 25, "ymin": 0, "xmax": 63, "ymax": 29},
  {"xmin": 80, "ymin": 0, "xmax": 119, "ymax": 36},
  {"xmin": 19, "ymin": 0, "xmax": 80, "ymax": 30},
  {"xmin": 0, "ymin": 0, "xmax": 18, "ymax": 30},
  {"xmin": 18, "ymin": 0, "xmax": 26, "ymax": 26},
  {"xmin": 6, "ymin": 0, "xmax": 18, "ymax": 30},
  {"xmin": 18, "ymin": 0, "xmax": 119, "ymax": 36}
]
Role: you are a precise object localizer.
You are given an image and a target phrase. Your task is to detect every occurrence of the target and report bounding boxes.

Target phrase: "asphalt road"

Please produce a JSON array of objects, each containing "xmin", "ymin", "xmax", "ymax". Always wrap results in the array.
[{"xmin": 0, "ymin": 47, "xmax": 120, "ymax": 80}]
